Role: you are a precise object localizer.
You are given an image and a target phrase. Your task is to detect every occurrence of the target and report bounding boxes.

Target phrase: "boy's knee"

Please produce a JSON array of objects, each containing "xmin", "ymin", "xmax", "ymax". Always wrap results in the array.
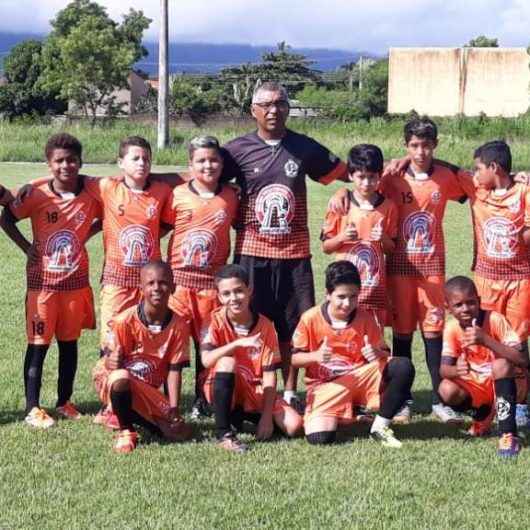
[
  {"xmin": 108, "ymin": 370, "xmax": 131, "ymax": 391},
  {"xmin": 306, "ymin": 431, "xmax": 336, "ymax": 445},
  {"xmin": 388, "ymin": 356, "xmax": 415, "ymax": 382},
  {"xmin": 438, "ymin": 379, "xmax": 456, "ymax": 403}
]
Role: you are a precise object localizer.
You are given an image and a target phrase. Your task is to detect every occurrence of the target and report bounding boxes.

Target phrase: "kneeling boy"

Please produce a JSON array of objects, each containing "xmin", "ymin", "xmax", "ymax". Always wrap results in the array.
[
  {"xmin": 292, "ymin": 261, "xmax": 415, "ymax": 447},
  {"xmin": 93, "ymin": 261, "xmax": 192, "ymax": 453},
  {"xmin": 440, "ymin": 276, "xmax": 528, "ymax": 457},
  {"xmin": 200, "ymin": 264, "xmax": 303, "ymax": 453}
]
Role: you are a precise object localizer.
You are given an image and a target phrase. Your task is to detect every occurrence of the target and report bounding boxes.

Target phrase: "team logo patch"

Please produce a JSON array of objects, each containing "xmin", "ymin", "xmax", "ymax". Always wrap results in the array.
[
  {"xmin": 146, "ymin": 204, "xmax": 157, "ymax": 219},
  {"xmin": 284, "ymin": 159, "xmax": 299, "ymax": 178},
  {"xmin": 431, "ymin": 191, "xmax": 441, "ymax": 204},
  {"xmin": 496, "ymin": 397, "xmax": 511, "ymax": 421},
  {"xmin": 346, "ymin": 242, "xmax": 380, "ymax": 287},
  {"xmin": 507, "ymin": 199, "xmax": 520, "ymax": 214},
  {"xmin": 213, "ymin": 209, "xmax": 228, "ymax": 226},
  {"xmin": 403, "ymin": 211, "xmax": 435, "ymax": 254},
  {"xmin": 124, "ymin": 357, "xmax": 158, "ymax": 386},
  {"xmin": 318, "ymin": 359, "xmax": 354, "ymax": 382},
  {"xmin": 75, "ymin": 210, "xmax": 86, "ymax": 224},
  {"xmin": 255, "ymin": 184, "xmax": 295, "ymax": 235},
  {"xmin": 483, "ymin": 217, "xmax": 518, "ymax": 259},
  {"xmin": 45, "ymin": 229, "xmax": 81, "ymax": 272},
  {"xmin": 181, "ymin": 229, "xmax": 217, "ymax": 268},
  {"xmin": 119, "ymin": 225, "xmax": 155, "ymax": 267},
  {"xmin": 425, "ymin": 307, "xmax": 444, "ymax": 325}
]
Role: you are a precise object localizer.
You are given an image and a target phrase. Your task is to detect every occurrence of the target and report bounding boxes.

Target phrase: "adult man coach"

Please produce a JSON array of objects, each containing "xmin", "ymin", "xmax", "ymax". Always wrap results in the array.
[{"xmin": 222, "ymin": 82, "xmax": 348, "ymax": 407}]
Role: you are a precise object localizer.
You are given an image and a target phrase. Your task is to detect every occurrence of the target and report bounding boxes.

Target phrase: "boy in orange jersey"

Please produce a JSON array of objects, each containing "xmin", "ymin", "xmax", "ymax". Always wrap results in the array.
[
  {"xmin": 440, "ymin": 276, "xmax": 527, "ymax": 457},
  {"xmin": 93, "ymin": 261, "xmax": 192, "ymax": 454},
  {"xmin": 200, "ymin": 264, "xmax": 303, "ymax": 453},
  {"xmin": 321, "ymin": 144, "xmax": 398, "ymax": 330},
  {"xmin": 161, "ymin": 136, "xmax": 239, "ymax": 419},
  {"xmin": 0, "ymin": 133, "xmax": 102, "ymax": 428},
  {"xmin": 291, "ymin": 261, "xmax": 415, "ymax": 447}
]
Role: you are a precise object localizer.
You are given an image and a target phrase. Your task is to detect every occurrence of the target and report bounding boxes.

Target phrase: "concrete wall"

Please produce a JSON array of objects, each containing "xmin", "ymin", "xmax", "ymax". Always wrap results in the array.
[{"xmin": 388, "ymin": 47, "xmax": 530, "ymax": 117}]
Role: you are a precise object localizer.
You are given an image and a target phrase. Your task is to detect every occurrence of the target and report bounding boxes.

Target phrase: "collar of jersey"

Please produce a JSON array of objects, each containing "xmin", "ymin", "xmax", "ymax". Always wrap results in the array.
[
  {"xmin": 321, "ymin": 302, "xmax": 356, "ymax": 327},
  {"xmin": 406, "ymin": 164, "xmax": 435, "ymax": 179},
  {"xmin": 348, "ymin": 190, "xmax": 385, "ymax": 209},
  {"xmin": 188, "ymin": 180, "xmax": 222, "ymax": 197},
  {"xmin": 48, "ymin": 175, "xmax": 85, "ymax": 197},
  {"xmin": 137, "ymin": 301, "xmax": 173, "ymax": 331}
]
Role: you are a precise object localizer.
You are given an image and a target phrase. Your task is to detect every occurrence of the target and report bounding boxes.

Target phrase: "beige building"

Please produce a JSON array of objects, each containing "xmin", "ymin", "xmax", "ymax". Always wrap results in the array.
[{"xmin": 388, "ymin": 47, "xmax": 530, "ymax": 117}]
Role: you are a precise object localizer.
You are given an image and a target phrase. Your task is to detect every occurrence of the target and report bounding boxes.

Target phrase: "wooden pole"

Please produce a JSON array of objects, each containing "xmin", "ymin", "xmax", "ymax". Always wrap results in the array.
[{"xmin": 157, "ymin": 0, "xmax": 169, "ymax": 149}]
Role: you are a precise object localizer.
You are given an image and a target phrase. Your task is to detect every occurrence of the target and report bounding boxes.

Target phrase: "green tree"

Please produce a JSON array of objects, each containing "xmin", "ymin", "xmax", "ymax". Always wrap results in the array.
[
  {"xmin": 0, "ymin": 40, "xmax": 65, "ymax": 119},
  {"xmin": 39, "ymin": 0, "xmax": 151, "ymax": 123},
  {"xmin": 465, "ymin": 35, "xmax": 499, "ymax": 47}
]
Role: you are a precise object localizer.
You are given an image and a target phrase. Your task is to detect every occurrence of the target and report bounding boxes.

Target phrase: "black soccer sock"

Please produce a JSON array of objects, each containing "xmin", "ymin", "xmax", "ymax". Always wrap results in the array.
[
  {"xmin": 494, "ymin": 377, "xmax": 517, "ymax": 435},
  {"xmin": 194, "ymin": 340, "xmax": 206, "ymax": 400},
  {"xmin": 23, "ymin": 344, "xmax": 49, "ymax": 413},
  {"xmin": 213, "ymin": 372, "xmax": 235, "ymax": 439},
  {"xmin": 110, "ymin": 387, "xmax": 135, "ymax": 431},
  {"xmin": 56, "ymin": 340, "xmax": 78, "ymax": 407},
  {"xmin": 422, "ymin": 335, "xmax": 443, "ymax": 405},
  {"xmin": 379, "ymin": 357, "xmax": 415, "ymax": 419},
  {"xmin": 306, "ymin": 431, "xmax": 336, "ymax": 445}
]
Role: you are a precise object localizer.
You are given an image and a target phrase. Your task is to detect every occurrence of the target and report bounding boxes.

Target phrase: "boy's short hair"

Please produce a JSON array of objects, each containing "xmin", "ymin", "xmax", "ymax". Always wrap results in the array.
[
  {"xmin": 325, "ymin": 261, "xmax": 361, "ymax": 293},
  {"xmin": 118, "ymin": 136, "xmax": 152, "ymax": 159},
  {"xmin": 404, "ymin": 117, "xmax": 438, "ymax": 143},
  {"xmin": 141, "ymin": 260, "xmax": 173, "ymax": 282},
  {"xmin": 473, "ymin": 140, "xmax": 512, "ymax": 174},
  {"xmin": 188, "ymin": 135, "xmax": 221, "ymax": 159},
  {"xmin": 214, "ymin": 264, "xmax": 250, "ymax": 287},
  {"xmin": 444, "ymin": 275, "xmax": 478, "ymax": 297},
  {"xmin": 347, "ymin": 144, "xmax": 384, "ymax": 174},
  {"xmin": 45, "ymin": 133, "xmax": 82, "ymax": 161}
]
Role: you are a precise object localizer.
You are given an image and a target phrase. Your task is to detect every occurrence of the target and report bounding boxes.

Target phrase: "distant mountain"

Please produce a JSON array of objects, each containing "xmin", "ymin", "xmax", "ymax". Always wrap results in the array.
[{"xmin": 0, "ymin": 32, "xmax": 377, "ymax": 75}]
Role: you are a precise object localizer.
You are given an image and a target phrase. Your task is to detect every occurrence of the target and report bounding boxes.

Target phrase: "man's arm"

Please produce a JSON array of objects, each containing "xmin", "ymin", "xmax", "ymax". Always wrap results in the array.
[{"xmin": 149, "ymin": 171, "xmax": 186, "ymax": 188}]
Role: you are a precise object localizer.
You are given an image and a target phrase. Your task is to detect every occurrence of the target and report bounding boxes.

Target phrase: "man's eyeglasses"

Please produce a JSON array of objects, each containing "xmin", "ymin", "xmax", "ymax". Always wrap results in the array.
[{"xmin": 253, "ymin": 100, "xmax": 289, "ymax": 111}]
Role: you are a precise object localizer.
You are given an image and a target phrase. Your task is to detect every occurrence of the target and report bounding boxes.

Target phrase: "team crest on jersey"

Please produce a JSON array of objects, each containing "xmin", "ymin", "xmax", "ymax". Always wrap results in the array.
[
  {"xmin": 403, "ymin": 211, "xmax": 435, "ymax": 254},
  {"xmin": 483, "ymin": 217, "xmax": 518, "ymax": 259},
  {"xmin": 75, "ymin": 211, "xmax": 86, "ymax": 224},
  {"xmin": 119, "ymin": 225, "xmax": 155, "ymax": 267},
  {"xmin": 124, "ymin": 357, "xmax": 157, "ymax": 385},
  {"xmin": 431, "ymin": 191, "xmax": 441, "ymax": 204},
  {"xmin": 284, "ymin": 159, "xmax": 299, "ymax": 178},
  {"xmin": 213, "ymin": 209, "xmax": 228, "ymax": 227},
  {"xmin": 45, "ymin": 229, "xmax": 81, "ymax": 272},
  {"xmin": 318, "ymin": 359, "xmax": 353, "ymax": 382},
  {"xmin": 255, "ymin": 184, "xmax": 295, "ymax": 235},
  {"xmin": 181, "ymin": 229, "xmax": 217, "ymax": 268},
  {"xmin": 146, "ymin": 204, "xmax": 157, "ymax": 219},
  {"xmin": 425, "ymin": 307, "xmax": 444, "ymax": 325},
  {"xmin": 346, "ymin": 242, "xmax": 380, "ymax": 287},
  {"xmin": 507, "ymin": 198, "xmax": 520, "ymax": 214}
]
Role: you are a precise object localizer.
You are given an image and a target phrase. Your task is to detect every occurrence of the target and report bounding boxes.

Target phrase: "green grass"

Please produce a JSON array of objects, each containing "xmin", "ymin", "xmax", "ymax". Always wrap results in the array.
[{"xmin": 1, "ymin": 163, "xmax": 530, "ymax": 530}]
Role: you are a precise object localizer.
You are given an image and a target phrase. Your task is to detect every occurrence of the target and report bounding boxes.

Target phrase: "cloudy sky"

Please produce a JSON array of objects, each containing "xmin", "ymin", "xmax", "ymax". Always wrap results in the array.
[{"xmin": 1, "ymin": 0, "xmax": 530, "ymax": 53}]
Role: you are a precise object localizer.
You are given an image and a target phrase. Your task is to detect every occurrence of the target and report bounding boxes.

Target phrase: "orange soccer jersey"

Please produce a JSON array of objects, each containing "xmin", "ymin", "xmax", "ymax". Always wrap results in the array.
[
  {"xmin": 381, "ymin": 163, "xmax": 467, "ymax": 277},
  {"xmin": 84, "ymin": 177, "xmax": 172, "ymax": 287},
  {"xmin": 321, "ymin": 192, "xmax": 398, "ymax": 310},
  {"xmin": 292, "ymin": 303, "xmax": 387, "ymax": 387},
  {"xmin": 9, "ymin": 178, "xmax": 101, "ymax": 291},
  {"xmin": 162, "ymin": 182, "xmax": 238, "ymax": 290}
]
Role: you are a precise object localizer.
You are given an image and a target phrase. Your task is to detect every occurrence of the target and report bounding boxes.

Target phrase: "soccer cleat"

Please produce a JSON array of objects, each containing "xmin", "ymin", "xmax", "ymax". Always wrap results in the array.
[
  {"xmin": 393, "ymin": 404, "xmax": 412, "ymax": 425},
  {"xmin": 515, "ymin": 404, "xmax": 528, "ymax": 429},
  {"xmin": 497, "ymin": 433, "xmax": 521, "ymax": 458},
  {"xmin": 432, "ymin": 404, "xmax": 464, "ymax": 424},
  {"xmin": 371, "ymin": 426, "xmax": 402, "ymax": 448},
  {"xmin": 113, "ymin": 429, "xmax": 138, "ymax": 454},
  {"xmin": 217, "ymin": 432, "xmax": 248, "ymax": 454},
  {"xmin": 25, "ymin": 407, "xmax": 55, "ymax": 429},
  {"xmin": 56, "ymin": 402, "xmax": 82, "ymax": 420},
  {"xmin": 93, "ymin": 407, "xmax": 120, "ymax": 430}
]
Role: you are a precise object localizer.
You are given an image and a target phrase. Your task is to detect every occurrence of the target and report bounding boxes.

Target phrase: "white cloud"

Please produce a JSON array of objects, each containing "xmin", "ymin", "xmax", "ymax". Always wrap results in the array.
[{"xmin": 0, "ymin": 0, "xmax": 529, "ymax": 52}]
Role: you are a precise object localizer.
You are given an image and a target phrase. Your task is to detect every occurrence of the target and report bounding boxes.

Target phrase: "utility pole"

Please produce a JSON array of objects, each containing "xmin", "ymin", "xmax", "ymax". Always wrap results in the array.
[
  {"xmin": 158, "ymin": 0, "xmax": 169, "ymax": 149},
  {"xmin": 358, "ymin": 55, "xmax": 363, "ymax": 91}
]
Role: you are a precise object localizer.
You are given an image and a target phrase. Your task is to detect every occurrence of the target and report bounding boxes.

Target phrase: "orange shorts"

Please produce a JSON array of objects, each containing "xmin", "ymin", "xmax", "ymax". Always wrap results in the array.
[
  {"xmin": 388, "ymin": 275, "xmax": 445, "ymax": 334},
  {"xmin": 26, "ymin": 287, "xmax": 95, "ymax": 345},
  {"xmin": 93, "ymin": 359, "xmax": 172, "ymax": 428},
  {"xmin": 203, "ymin": 369, "xmax": 289, "ymax": 415},
  {"xmin": 169, "ymin": 285, "xmax": 219, "ymax": 342},
  {"xmin": 474, "ymin": 276, "xmax": 530, "ymax": 341},
  {"xmin": 453, "ymin": 373, "xmax": 495, "ymax": 409},
  {"xmin": 304, "ymin": 359, "xmax": 388, "ymax": 425},
  {"xmin": 100, "ymin": 284, "xmax": 142, "ymax": 345}
]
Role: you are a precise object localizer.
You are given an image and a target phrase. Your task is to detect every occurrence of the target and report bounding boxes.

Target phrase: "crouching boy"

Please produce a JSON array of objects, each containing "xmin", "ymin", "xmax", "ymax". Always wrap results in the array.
[
  {"xmin": 292, "ymin": 261, "xmax": 415, "ymax": 447},
  {"xmin": 200, "ymin": 264, "xmax": 303, "ymax": 453},
  {"xmin": 93, "ymin": 261, "xmax": 192, "ymax": 453}
]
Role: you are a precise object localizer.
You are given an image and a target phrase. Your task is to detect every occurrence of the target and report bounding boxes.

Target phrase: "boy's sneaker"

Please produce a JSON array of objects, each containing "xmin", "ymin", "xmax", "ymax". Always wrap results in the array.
[
  {"xmin": 370, "ymin": 426, "xmax": 402, "ymax": 448},
  {"xmin": 113, "ymin": 429, "xmax": 138, "ymax": 454},
  {"xmin": 217, "ymin": 432, "xmax": 248, "ymax": 454},
  {"xmin": 393, "ymin": 403, "xmax": 412, "ymax": 424},
  {"xmin": 56, "ymin": 402, "xmax": 82, "ymax": 420},
  {"xmin": 515, "ymin": 404, "xmax": 528, "ymax": 428},
  {"xmin": 432, "ymin": 404, "xmax": 464, "ymax": 424},
  {"xmin": 497, "ymin": 433, "xmax": 521, "ymax": 458},
  {"xmin": 25, "ymin": 407, "xmax": 55, "ymax": 429},
  {"xmin": 93, "ymin": 407, "xmax": 119, "ymax": 430}
]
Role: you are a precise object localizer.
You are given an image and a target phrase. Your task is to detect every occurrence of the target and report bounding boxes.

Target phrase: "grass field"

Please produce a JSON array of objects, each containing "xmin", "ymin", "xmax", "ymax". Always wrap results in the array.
[{"xmin": 1, "ymin": 163, "xmax": 530, "ymax": 530}]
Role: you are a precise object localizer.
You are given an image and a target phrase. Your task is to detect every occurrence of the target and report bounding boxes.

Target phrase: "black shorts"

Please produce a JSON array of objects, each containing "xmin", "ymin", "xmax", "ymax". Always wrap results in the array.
[{"xmin": 234, "ymin": 255, "xmax": 315, "ymax": 342}]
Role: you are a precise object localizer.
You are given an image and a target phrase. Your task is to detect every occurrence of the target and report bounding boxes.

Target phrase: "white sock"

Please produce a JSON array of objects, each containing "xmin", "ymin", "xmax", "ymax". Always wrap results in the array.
[
  {"xmin": 371, "ymin": 415, "xmax": 391, "ymax": 433},
  {"xmin": 283, "ymin": 390, "xmax": 296, "ymax": 403}
]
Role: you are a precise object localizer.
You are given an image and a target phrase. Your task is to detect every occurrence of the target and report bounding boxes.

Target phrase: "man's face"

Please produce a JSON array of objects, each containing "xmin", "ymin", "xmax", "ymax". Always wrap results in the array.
[
  {"xmin": 141, "ymin": 266, "xmax": 173, "ymax": 309},
  {"xmin": 445, "ymin": 288, "xmax": 480, "ymax": 328},
  {"xmin": 217, "ymin": 277, "xmax": 252, "ymax": 318},
  {"xmin": 326, "ymin": 283, "xmax": 360, "ymax": 321},
  {"xmin": 251, "ymin": 90, "xmax": 289, "ymax": 137},
  {"xmin": 119, "ymin": 146, "xmax": 152, "ymax": 183},
  {"xmin": 473, "ymin": 158, "xmax": 496, "ymax": 189},
  {"xmin": 48, "ymin": 148, "xmax": 81, "ymax": 185},
  {"xmin": 405, "ymin": 135, "xmax": 437, "ymax": 172}
]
